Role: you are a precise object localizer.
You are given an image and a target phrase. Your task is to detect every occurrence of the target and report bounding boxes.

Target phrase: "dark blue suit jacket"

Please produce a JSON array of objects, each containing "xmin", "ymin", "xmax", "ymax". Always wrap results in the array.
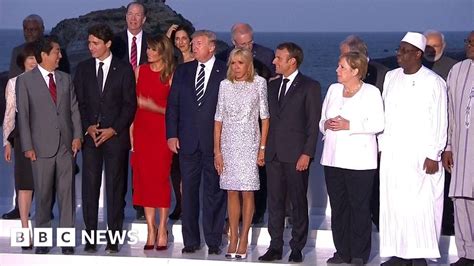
[{"xmin": 166, "ymin": 58, "xmax": 226, "ymax": 155}]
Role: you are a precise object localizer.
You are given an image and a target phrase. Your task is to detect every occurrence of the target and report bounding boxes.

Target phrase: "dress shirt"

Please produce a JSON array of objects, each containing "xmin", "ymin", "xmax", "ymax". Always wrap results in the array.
[
  {"xmin": 127, "ymin": 30, "xmax": 143, "ymax": 64},
  {"xmin": 95, "ymin": 53, "xmax": 113, "ymax": 89},
  {"xmin": 38, "ymin": 65, "xmax": 56, "ymax": 86},
  {"xmin": 195, "ymin": 56, "xmax": 216, "ymax": 95},
  {"xmin": 278, "ymin": 69, "xmax": 299, "ymax": 99},
  {"xmin": 319, "ymin": 82, "xmax": 384, "ymax": 170}
]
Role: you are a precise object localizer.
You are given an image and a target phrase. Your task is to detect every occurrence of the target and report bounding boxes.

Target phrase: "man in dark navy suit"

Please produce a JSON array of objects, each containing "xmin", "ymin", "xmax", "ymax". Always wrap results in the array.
[
  {"xmin": 74, "ymin": 24, "xmax": 136, "ymax": 253},
  {"xmin": 166, "ymin": 30, "xmax": 227, "ymax": 255},
  {"xmin": 259, "ymin": 42, "xmax": 321, "ymax": 263}
]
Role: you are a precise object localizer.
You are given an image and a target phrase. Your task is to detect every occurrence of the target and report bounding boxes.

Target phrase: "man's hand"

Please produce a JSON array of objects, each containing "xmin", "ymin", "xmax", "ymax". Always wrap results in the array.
[
  {"xmin": 4, "ymin": 143, "xmax": 12, "ymax": 162},
  {"xmin": 71, "ymin": 138, "xmax": 81, "ymax": 157},
  {"xmin": 95, "ymin": 128, "xmax": 116, "ymax": 147},
  {"xmin": 87, "ymin": 124, "xmax": 100, "ymax": 143},
  {"xmin": 296, "ymin": 154, "xmax": 310, "ymax": 171},
  {"xmin": 167, "ymin": 138, "xmax": 180, "ymax": 154},
  {"xmin": 441, "ymin": 151, "xmax": 453, "ymax": 173},
  {"xmin": 423, "ymin": 157, "xmax": 439, "ymax": 175},
  {"xmin": 24, "ymin": 149, "xmax": 36, "ymax": 161}
]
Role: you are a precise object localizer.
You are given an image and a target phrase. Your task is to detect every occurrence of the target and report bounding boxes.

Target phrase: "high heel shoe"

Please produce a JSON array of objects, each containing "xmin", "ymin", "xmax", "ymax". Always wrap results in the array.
[
  {"xmin": 225, "ymin": 252, "xmax": 236, "ymax": 259},
  {"xmin": 156, "ymin": 230, "xmax": 168, "ymax": 251},
  {"xmin": 235, "ymin": 252, "xmax": 247, "ymax": 259},
  {"xmin": 143, "ymin": 229, "xmax": 158, "ymax": 250},
  {"xmin": 21, "ymin": 231, "xmax": 33, "ymax": 250}
]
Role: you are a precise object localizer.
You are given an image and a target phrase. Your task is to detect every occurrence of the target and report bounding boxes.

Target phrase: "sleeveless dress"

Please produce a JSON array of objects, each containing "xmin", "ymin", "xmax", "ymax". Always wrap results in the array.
[{"xmin": 132, "ymin": 64, "xmax": 172, "ymax": 208}]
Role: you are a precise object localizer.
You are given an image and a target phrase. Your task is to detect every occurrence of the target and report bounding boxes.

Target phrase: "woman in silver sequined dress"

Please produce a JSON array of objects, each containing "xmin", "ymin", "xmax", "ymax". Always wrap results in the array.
[{"xmin": 214, "ymin": 48, "xmax": 270, "ymax": 259}]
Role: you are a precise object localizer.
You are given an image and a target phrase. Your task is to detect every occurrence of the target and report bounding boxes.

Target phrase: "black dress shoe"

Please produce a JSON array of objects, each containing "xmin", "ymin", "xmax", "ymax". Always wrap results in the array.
[
  {"xmin": 2, "ymin": 208, "xmax": 20, "ymax": 219},
  {"xmin": 84, "ymin": 243, "xmax": 97, "ymax": 253},
  {"xmin": 21, "ymin": 244, "xmax": 33, "ymax": 250},
  {"xmin": 182, "ymin": 245, "xmax": 200, "ymax": 253},
  {"xmin": 327, "ymin": 252, "xmax": 349, "ymax": 264},
  {"xmin": 381, "ymin": 257, "xmax": 412, "ymax": 266},
  {"xmin": 62, "ymin": 247, "xmax": 74, "ymax": 254},
  {"xmin": 35, "ymin": 247, "xmax": 50, "ymax": 254},
  {"xmin": 258, "ymin": 248, "xmax": 282, "ymax": 261},
  {"xmin": 208, "ymin": 246, "xmax": 222, "ymax": 255},
  {"xmin": 451, "ymin": 257, "xmax": 474, "ymax": 266},
  {"xmin": 288, "ymin": 249, "xmax": 303, "ymax": 263},
  {"xmin": 105, "ymin": 243, "xmax": 119, "ymax": 253}
]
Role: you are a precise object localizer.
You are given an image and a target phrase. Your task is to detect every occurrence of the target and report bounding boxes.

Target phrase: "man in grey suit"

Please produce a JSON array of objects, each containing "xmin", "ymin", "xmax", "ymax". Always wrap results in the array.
[{"xmin": 17, "ymin": 35, "xmax": 82, "ymax": 255}]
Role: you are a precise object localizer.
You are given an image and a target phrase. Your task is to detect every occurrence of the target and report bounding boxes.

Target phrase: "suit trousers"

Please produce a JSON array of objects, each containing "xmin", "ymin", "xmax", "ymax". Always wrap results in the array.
[
  {"xmin": 179, "ymin": 150, "xmax": 227, "ymax": 248},
  {"xmin": 453, "ymin": 198, "xmax": 474, "ymax": 259},
  {"xmin": 266, "ymin": 157, "xmax": 309, "ymax": 252},
  {"xmin": 32, "ymin": 143, "xmax": 75, "ymax": 228},
  {"xmin": 324, "ymin": 166, "xmax": 375, "ymax": 262},
  {"xmin": 82, "ymin": 144, "xmax": 128, "ymax": 233}
]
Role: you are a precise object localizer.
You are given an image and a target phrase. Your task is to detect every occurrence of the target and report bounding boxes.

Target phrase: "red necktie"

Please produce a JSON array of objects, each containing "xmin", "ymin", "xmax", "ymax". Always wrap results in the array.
[
  {"xmin": 131, "ymin": 36, "xmax": 137, "ymax": 70},
  {"xmin": 48, "ymin": 73, "xmax": 57, "ymax": 104}
]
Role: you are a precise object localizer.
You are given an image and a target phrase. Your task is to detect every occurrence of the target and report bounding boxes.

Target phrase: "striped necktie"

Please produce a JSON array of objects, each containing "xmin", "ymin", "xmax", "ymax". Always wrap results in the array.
[
  {"xmin": 130, "ymin": 36, "xmax": 137, "ymax": 70},
  {"xmin": 195, "ymin": 63, "xmax": 205, "ymax": 106},
  {"xmin": 47, "ymin": 73, "xmax": 57, "ymax": 104}
]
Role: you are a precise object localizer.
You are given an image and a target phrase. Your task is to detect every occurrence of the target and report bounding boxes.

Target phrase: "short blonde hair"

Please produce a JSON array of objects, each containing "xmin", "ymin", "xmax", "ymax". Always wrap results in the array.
[
  {"xmin": 340, "ymin": 51, "xmax": 368, "ymax": 80},
  {"xmin": 226, "ymin": 48, "xmax": 255, "ymax": 82}
]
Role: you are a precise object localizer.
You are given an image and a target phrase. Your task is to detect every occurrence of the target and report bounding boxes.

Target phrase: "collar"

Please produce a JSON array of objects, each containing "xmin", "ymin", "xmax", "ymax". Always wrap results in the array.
[
  {"xmin": 283, "ymin": 69, "xmax": 299, "ymax": 85},
  {"xmin": 198, "ymin": 55, "xmax": 216, "ymax": 70},
  {"xmin": 38, "ymin": 64, "xmax": 54, "ymax": 78},
  {"xmin": 127, "ymin": 30, "xmax": 143, "ymax": 40},
  {"xmin": 95, "ymin": 53, "xmax": 112, "ymax": 66}
]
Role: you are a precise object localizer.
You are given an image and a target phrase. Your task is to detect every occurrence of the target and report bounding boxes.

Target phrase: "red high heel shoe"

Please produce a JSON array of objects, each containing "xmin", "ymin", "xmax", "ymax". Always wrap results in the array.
[
  {"xmin": 144, "ymin": 229, "xmax": 158, "ymax": 250},
  {"xmin": 156, "ymin": 230, "xmax": 168, "ymax": 251}
]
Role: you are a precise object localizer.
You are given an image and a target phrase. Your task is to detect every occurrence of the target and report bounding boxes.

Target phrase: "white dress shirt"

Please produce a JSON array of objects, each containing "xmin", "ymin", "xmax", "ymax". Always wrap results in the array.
[
  {"xmin": 278, "ymin": 70, "xmax": 299, "ymax": 99},
  {"xmin": 127, "ymin": 30, "xmax": 143, "ymax": 64},
  {"xmin": 319, "ymin": 82, "xmax": 384, "ymax": 170},
  {"xmin": 95, "ymin": 53, "xmax": 113, "ymax": 89},
  {"xmin": 195, "ymin": 56, "xmax": 216, "ymax": 95}
]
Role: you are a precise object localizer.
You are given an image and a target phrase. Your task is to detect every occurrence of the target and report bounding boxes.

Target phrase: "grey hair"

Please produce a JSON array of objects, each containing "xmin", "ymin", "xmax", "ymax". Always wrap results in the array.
[
  {"xmin": 340, "ymin": 35, "xmax": 368, "ymax": 57},
  {"xmin": 23, "ymin": 14, "xmax": 44, "ymax": 27},
  {"xmin": 423, "ymin": 29, "xmax": 446, "ymax": 45},
  {"xmin": 191, "ymin": 30, "xmax": 217, "ymax": 45},
  {"xmin": 231, "ymin": 23, "xmax": 253, "ymax": 39}
]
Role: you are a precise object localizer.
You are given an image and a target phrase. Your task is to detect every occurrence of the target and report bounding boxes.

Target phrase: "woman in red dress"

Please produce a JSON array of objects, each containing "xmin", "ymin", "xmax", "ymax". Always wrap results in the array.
[{"xmin": 131, "ymin": 34, "xmax": 176, "ymax": 250}]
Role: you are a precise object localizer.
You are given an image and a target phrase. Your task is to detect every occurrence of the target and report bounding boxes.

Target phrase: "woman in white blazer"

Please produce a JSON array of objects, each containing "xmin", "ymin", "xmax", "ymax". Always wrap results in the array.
[{"xmin": 320, "ymin": 51, "xmax": 384, "ymax": 265}]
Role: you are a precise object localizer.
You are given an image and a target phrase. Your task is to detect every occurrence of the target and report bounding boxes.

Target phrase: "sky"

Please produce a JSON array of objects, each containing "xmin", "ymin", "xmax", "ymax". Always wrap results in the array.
[{"xmin": 0, "ymin": 0, "xmax": 472, "ymax": 32}]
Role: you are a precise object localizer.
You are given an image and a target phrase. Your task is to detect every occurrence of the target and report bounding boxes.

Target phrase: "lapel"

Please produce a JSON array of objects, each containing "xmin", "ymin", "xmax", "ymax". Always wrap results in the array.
[
  {"xmin": 32, "ymin": 67, "xmax": 59, "ymax": 109},
  {"xmin": 280, "ymin": 72, "xmax": 302, "ymax": 112},
  {"xmin": 269, "ymin": 77, "xmax": 281, "ymax": 112},
  {"xmin": 188, "ymin": 61, "xmax": 199, "ymax": 102},
  {"xmin": 199, "ymin": 61, "xmax": 221, "ymax": 105},
  {"xmin": 86, "ymin": 59, "xmax": 101, "ymax": 96},
  {"xmin": 54, "ymin": 71, "xmax": 64, "ymax": 110},
  {"xmin": 101, "ymin": 57, "xmax": 118, "ymax": 97}
]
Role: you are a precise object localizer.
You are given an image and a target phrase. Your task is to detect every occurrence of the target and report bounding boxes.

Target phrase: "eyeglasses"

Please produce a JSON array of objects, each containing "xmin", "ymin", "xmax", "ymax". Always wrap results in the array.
[
  {"xmin": 464, "ymin": 39, "xmax": 474, "ymax": 47},
  {"xmin": 395, "ymin": 47, "xmax": 418, "ymax": 54}
]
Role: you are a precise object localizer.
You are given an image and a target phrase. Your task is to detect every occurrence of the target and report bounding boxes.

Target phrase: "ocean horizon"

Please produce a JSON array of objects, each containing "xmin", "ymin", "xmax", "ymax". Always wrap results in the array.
[{"xmin": 0, "ymin": 30, "xmax": 469, "ymax": 91}]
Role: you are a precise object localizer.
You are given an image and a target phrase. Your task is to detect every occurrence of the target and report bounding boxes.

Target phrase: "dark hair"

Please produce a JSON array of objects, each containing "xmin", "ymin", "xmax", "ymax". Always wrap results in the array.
[
  {"xmin": 126, "ymin": 1, "xmax": 147, "ymax": 16},
  {"xmin": 16, "ymin": 42, "xmax": 37, "ymax": 71},
  {"xmin": 34, "ymin": 35, "xmax": 60, "ymax": 64},
  {"xmin": 88, "ymin": 23, "xmax": 114, "ymax": 44},
  {"xmin": 276, "ymin": 42, "xmax": 304, "ymax": 67},
  {"xmin": 170, "ymin": 24, "xmax": 193, "ymax": 43}
]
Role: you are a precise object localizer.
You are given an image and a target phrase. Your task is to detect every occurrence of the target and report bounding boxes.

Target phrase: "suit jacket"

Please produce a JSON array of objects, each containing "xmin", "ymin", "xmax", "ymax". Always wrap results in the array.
[
  {"xmin": 111, "ymin": 30, "xmax": 148, "ymax": 66},
  {"xmin": 166, "ymin": 59, "xmax": 226, "ymax": 155},
  {"xmin": 365, "ymin": 60, "xmax": 389, "ymax": 92},
  {"xmin": 265, "ymin": 72, "xmax": 322, "ymax": 163},
  {"xmin": 9, "ymin": 43, "xmax": 70, "ymax": 79},
  {"xmin": 74, "ymin": 56, "xmax": 137, "ymax": 150},
  {"xmin": 17, "ymin": 67, "xmax": 82, "ymax": 157}
]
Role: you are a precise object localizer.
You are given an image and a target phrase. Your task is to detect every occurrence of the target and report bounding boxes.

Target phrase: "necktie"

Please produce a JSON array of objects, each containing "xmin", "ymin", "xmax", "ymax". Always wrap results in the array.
[
  {"xmin": 278, "ymin": 78, "xmax": 290, "ymax": 107},
  {"xmin": 130, "ymin": 36, "xmax": 137, "ymax": 70},
  {"xmin": 195, "ymin": 63, "xmax": 205, "ymax": 106},
  {"xmin": 97, "ymin": 62, "xmax": 104, "ymax": 91},
  {"xmin": 47, "ymin": 73, "xmax": 57, "ymax": 104}
]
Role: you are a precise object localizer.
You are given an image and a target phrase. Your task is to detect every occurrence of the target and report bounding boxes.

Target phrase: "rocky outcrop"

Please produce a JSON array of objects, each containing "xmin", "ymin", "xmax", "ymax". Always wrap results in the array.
[{"xmin": 50, "ymin": 0, "xmax": 195, "ymax": 72}]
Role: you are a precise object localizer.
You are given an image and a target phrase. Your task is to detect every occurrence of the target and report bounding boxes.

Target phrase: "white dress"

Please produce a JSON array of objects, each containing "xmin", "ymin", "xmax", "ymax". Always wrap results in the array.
[{"xmin": 378, "ymin": 66, "xmax": 447, "ymax": 259}]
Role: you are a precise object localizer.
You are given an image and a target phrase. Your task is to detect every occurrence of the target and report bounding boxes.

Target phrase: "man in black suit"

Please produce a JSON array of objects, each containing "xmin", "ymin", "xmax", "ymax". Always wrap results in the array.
[
  {"xmin": 110, "ymin": 1, "xmax": 147, "ymax": 220},
  {"xmin": 259, "ymin": 42, "xmax": 321, "ymax": 263},
  {"xmin": 111, "ymin": 1, "xmax": 148, "ymax": 69},
  {"xmin": 166, "ymin": 30, "xmax": 227, "ymax": 255},
  {"xmin": 74, "ymin": 24, "xmax": 136, "ymax": 253}
]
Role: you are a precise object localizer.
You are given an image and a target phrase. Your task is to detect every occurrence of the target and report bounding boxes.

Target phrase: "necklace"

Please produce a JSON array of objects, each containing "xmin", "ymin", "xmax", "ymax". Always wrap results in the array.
[{"xmin": 343, "ymin": 81, "xmax": 363, "ymax": 96}]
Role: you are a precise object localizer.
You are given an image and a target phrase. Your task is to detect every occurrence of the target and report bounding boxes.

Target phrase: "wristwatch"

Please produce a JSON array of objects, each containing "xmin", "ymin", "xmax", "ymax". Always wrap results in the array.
[{"xmin": 260, "ymin": 145, "xmax": 266, "ymax": 150}]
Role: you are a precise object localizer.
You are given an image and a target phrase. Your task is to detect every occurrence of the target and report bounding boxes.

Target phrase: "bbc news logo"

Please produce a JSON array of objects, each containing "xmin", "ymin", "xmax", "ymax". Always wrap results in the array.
[{"xmin": 10, "ymin": 228, "xmax": 139, "ymax": 247}]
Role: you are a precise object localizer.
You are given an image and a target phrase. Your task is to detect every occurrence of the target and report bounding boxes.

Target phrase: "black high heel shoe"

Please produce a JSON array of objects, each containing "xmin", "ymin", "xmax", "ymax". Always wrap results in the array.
[
  {"xmin": 156, "ymin": 230, "xmax": 168, "ymax": 251},
  {"xmin": 143, "ymin": 229, "xmax": 158, "ymax": 250}
]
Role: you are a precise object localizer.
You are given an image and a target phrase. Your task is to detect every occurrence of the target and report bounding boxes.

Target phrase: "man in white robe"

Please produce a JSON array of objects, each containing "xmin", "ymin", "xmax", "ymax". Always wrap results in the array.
[
  {"xmin": 442, "ymin": 30, "xmax": 474, "ymax": 266},
  {"xmin": 378, "ymin": 32, "xmax": 448, "ymax": 266}
]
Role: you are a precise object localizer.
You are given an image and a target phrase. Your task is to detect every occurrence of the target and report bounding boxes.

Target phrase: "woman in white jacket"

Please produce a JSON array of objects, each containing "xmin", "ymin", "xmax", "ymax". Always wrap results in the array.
[{"xmin": 320, "ymin": 51, "xmax": 384, "ymax": 265}]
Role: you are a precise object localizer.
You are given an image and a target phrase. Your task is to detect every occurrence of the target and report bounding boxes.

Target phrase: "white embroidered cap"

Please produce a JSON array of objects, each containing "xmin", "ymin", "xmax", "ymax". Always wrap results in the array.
[{"xmin": 401, "ymin": 32, "xmax": 427, "ymax": 52}]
